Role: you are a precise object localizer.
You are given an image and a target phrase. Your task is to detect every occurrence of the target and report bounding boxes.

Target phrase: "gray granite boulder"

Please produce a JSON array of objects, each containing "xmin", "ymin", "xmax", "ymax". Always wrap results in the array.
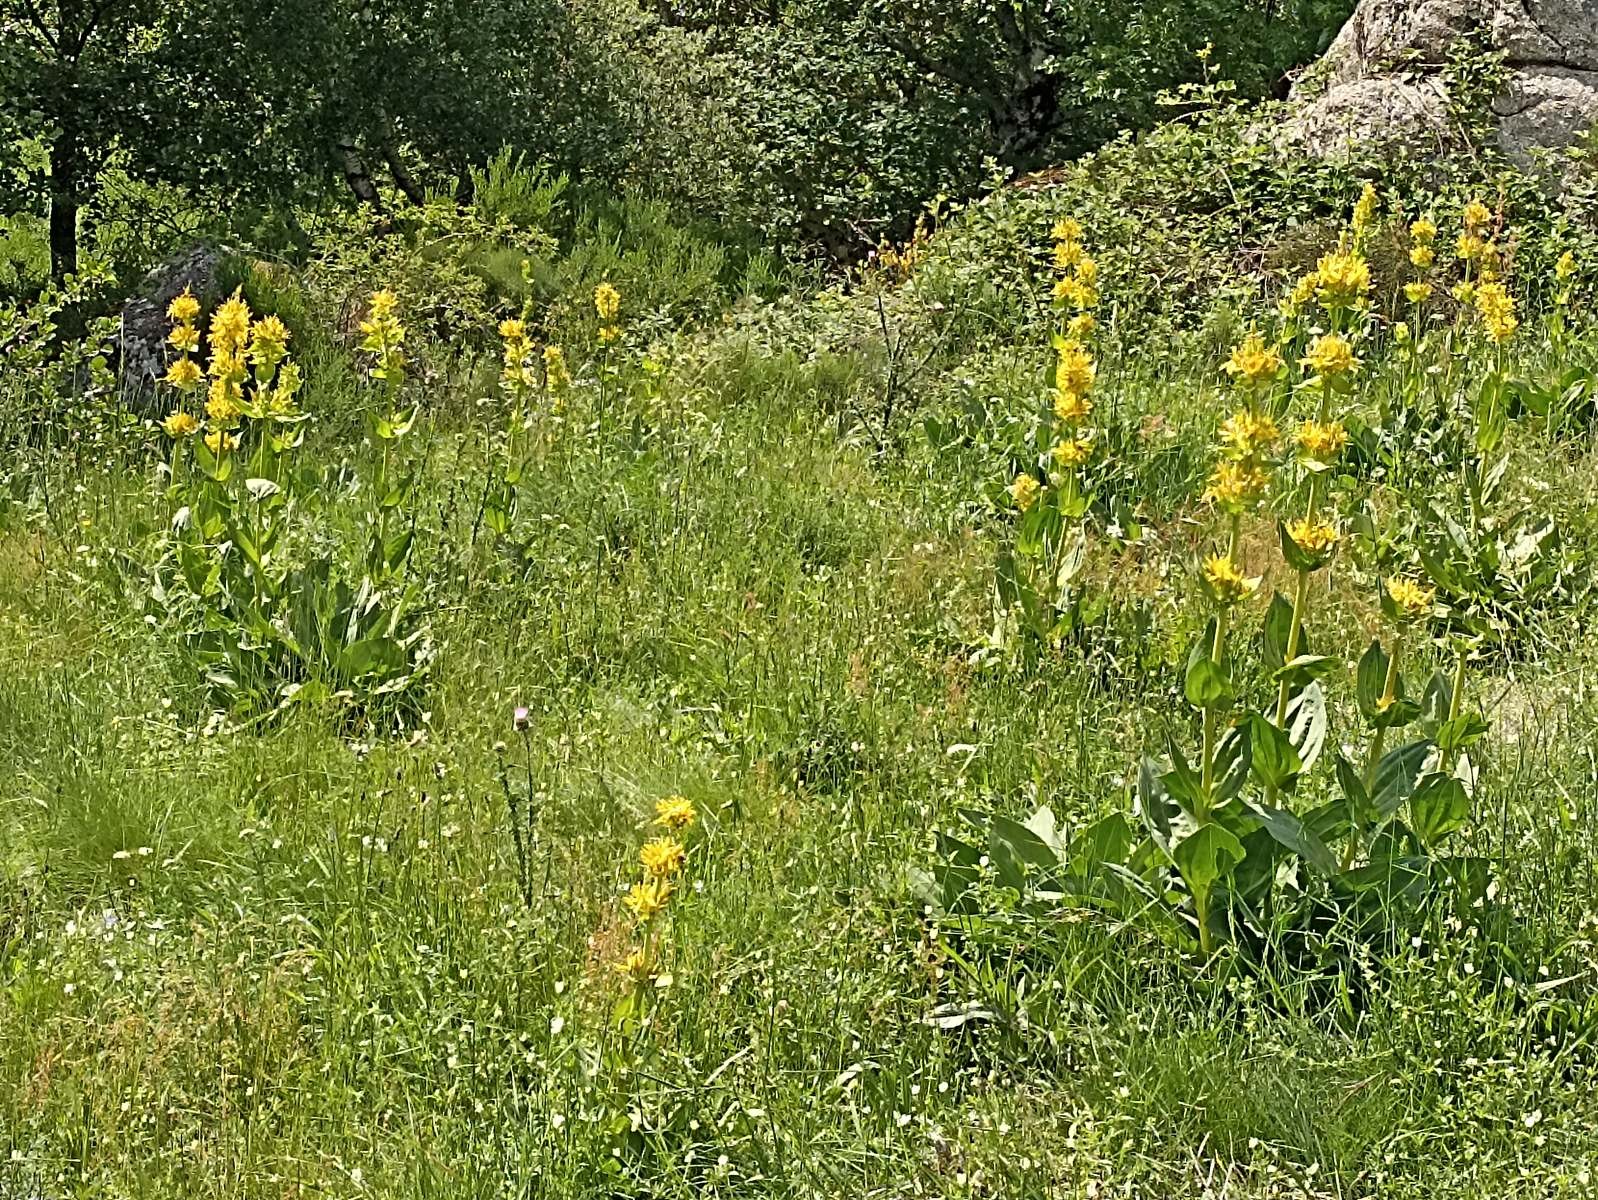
[
  {"xmin": 116, "ymin": 245, "xmax": 224, "ymax": 406},
  {"xmin": 1289, "ymin": 0, "xmax": 1598, "ymax": 168}
]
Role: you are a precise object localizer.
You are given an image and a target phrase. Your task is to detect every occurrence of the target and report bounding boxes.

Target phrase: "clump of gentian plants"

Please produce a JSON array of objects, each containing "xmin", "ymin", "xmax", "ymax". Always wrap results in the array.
[
  {"xmin": 934, "ymin": 186, "xmax": 1544, "ymax": 968},
  {"xmin": 154, "ymin": 288, "xmax": 433, "ymax": 723}
]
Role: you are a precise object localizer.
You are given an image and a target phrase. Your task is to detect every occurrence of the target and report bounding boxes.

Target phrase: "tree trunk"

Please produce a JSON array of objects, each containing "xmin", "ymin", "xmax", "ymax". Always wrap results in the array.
[
  {"xmin": 337, "ymin": 137, "xmax": 385, "ymax": 208},
  {"xmin": 376, "ymin": 109, "xmax": 426, "ymax": 206},
  {"xmin": 49, "ymin": 127, "xmax": 80, "ymax": 280}
]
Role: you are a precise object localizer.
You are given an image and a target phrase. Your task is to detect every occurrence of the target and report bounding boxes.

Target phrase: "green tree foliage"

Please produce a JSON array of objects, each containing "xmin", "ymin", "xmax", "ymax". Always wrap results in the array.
[
  {"xmin": 0, "ymin": 0, "xmax": 632, "ymax": 279},
  {"xmin": 1, "ymin": 0, "xmax": 1355, "ymax": 280},
  {"xmin": 664, "ymin": 0, "xmax": 1354, "ymax": 249}
]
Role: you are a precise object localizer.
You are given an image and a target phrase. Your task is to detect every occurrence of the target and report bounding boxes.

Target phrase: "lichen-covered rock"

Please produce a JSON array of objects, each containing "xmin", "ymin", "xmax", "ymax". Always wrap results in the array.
[
  {"xmin": 116, "ymin": 245, "xmax": 223, "ymax": 404},
  {"xmin": 1289, "ymin": 0, "xmax": 1598, "ymax": 169}
]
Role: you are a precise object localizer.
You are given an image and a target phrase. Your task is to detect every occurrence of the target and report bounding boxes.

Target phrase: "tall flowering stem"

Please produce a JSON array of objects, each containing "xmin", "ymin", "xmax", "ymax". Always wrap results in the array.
[
  {"xmin": 612, "ymin": 795, "xmax": 697, "ymax": 1033},
  {"xmin": 358, "ymin": 290, "xmax": 414, "ymax": 580},
  {"xmin": 1046, "ymin": 216, "xmax": 1101, "ymax": 517}
]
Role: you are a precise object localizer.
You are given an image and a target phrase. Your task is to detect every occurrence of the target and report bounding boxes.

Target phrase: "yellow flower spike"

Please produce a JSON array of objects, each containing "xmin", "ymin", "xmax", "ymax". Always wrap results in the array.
[
  {"xmin": 1386, "ymin": 576, "xmax": 1436, "ymax": 622},
  {"xmin": 1299, "ymin": 333, "xmax": 1360, "ymax": 381},
  {"xmin": 543, "ymin": 344, "xmax": 571, "ymax": 389},
  {"xmin": 594, "ymin": 282, "xmax": 621, "ymax": 324},
  {"xmin": 1008, "ymin": 473, "xmax": 1043, "ymax": 512},
  {"xmin": 615, "ymin": 948, "xmax": 652, "ymax": 982},
  {"xmin": 1222, "ymin": 331, "xmax": 1284, "ymax": 391},
  {"xmin": 1462, "ymin": 200, "xmax": 1493, "ymax": 234},
  {"xmin": 498, "ymin": 318, "xmax": 527, "ymax": 344},
  {"xmin": 164, "ymin": 356, "xmax": 203, "ymax": 391},
  {"xmin": 167, "ymin": 324, "xmax": 199, "ymax": 355},
  {"xmin": 1403, "ymin": 281, "xmax": 1433, "ymax": 304},
  {"xmin": 202, "ymin": 429, "xmax": 239, "ymax": 456},
  {"xmin": 161, "ymin": 410, "xmax": 199, "ymax": 438},
  {"xmin": 1066, "ymin": 312, "xmax": 1097, "ymax": 340},
  {"xmin": 1410, "ymin": 244, "xmax": 1436, "ymax": 269},
  {"xmin": 166, "ymin": 288, "xmax": 201, "ymax": 326},
  {"xmin": 1050, "ymin": 435, "xmax": 1094, "ymax": 468},
  {"xmin": 1410, "ymin": 217, "xmax": 1438, "ymax": 245},
  {"xmin": 1051, "ymin": 217, "xmax": 1084, "ymax": 244},
  {"xmin": 1456, "ymin": 232, "xmax": 1486, "ymax": 262},
  {"xmin": 209, "ymin": 290, "xmax": 252, "ymax": 355},
  {"xmin": 248, "ymin": 316, "xmax": 290, "ymax": 373},
  {"xmin": 623, "ymin": 878, "xmax": 673, "ymax": 922},
  {"xmin": 369, "ymin": 290, "xmax": 399, "ymax": 319},
  {"xmin": 1286, "ymin": 517, "xmax": 1338, "ymax": 559},
  {"xmin": 1556, "ymin": 250, "xmax": 1578, "ymax": 280},
  {"xmin": 653, "ymin": 795, "xmax": 696, "ymax": 830},
  {"xmin": 206, "ymin": 377, "xmax": 242, "ymax": 426},
  {"xmin": 1203, "ymin": 461, "xmax": 1269, "ymax": 511},
  {"xmin": 1313, "ymin": 244, "xmax": 1371, "ymax": 311},
  {"xmin": 1295, "ymin": 419, "xmax": 1349, "ymax": 465},
  {"xmin": 1217, "ymin": 408, "xmax": 1279, "ymax": 459},
  {"xmin": 1054, "ymin": 341, "xmax": 1096, "ymax": 398},
  {"xmin": 1202, "ymin": 555, "xmax": 1259, "ymax": 606},
  {"xmin": 1351, "ymin": 182, "xmax": 1379, "ymax": 236},
  {"xmin": 1053, "ymin": 388, "xmax": 1093, "ymax": 425},
  {"xmin": 640, "ymin": 837, "xmax": 686, "ymax": 879},
  {"xmin": 1053, "ymin": 240, "xmax": 1085, "ymax": 270}
]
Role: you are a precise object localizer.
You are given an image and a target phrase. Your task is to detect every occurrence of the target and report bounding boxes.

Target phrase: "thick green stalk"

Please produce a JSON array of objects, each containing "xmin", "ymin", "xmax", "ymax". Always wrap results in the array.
[
  {"xmin": 1344, "ymin": 633, "xmax": 1406, "ymax": 870},
  {"xmin": 1272, "ymin": 568, "xmax": 1311, "ymax": 729},
  {"xmin": 1441, "ymin": 646, "xmax": 1469, "ymax": 773}
]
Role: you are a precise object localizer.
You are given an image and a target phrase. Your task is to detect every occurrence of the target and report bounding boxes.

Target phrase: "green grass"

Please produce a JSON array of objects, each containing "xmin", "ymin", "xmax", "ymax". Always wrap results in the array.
[{"xmin": 9, "ymin": 205, "xmax": 1598, "ymax": 1200}]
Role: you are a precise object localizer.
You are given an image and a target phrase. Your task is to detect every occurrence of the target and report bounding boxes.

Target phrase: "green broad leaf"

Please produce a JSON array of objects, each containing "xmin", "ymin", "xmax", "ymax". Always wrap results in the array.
[
  {"xmin": 1213, "ymin": 723, "xmax": 1251, "ymax": 804},
  {"xmin": 934, "ymin": 831, "xmax": 981, "ymax": 913},
  {"xmin": 1434, "ymin": 714, "xmax": 1490, "ymax": 753},
  {"xmin": 195, "ymin": 439, "xmax": 232, "ymax": 482},
  {"xmin": 1137, "ymin": 757, "xmax": 1172, "ymax": 842},
  {"xmin": 1272, "ymin": 654, "xmax": 1335, "ymax": 688},
  {"xmin": 1435, "ymin": 855, "xmax": 1491, "ymax": 908},
  {"xmin": 1340, "ymin": 855, "xmax": 1431, "ymax": 903},
  {"xmin": 234, "ymin": 528, "xmax": 263, "ymax": 572},
  {"xmin": 1023, "ymin": 805, "xmax": 1064, "ymax": 853},
  {"xmin": 1409, "ymin": 774, "xmax": 1470, "ymax": 848},
  {"xmin": 1371, "ymin": 740, "xmax": 1434, "ymax": 818},
  {"xmin": 1355, "ymin": 640, "xmax": 1390, "ymax": 721},
  {"xmin": 384, "ymin": 529, "xmax": 414, "ymax": 572},
  {"xmin": 371, "ymin": 405, "xmax": 420, "ymax": 441},
  {"xmin": 1171, "ymin": 823, "xmax": 1245, "ymax": 891},
  {"xmin": 989, "ymin": 814, "xmax": 1060, "ymax": 889},
  {"xmin": 1055, "ymin": 526, "xmax": 1087, "ymax": 592},
  {"xmin": 1305, "ymin": 797, "xmax": 1353, "ymax": 845},
  {"xmin": 1243, "ymin": 799, "xmax": 1337, "ymax": 874},
  {"xmin": 1334, "ymin": 752, "xmax": 1371, "ymax": 821},
  {"xmin": 1286, "ymin": 682, "xmax": 1328, "ymax": 771},
  {"xmin": 1162, "ymin": 738, "xmax": 1204, "ymax": 817},
  {"xmin": 1373, "ymin": 698, "xmax": 1421, "ymax": 730},
  {"xmin": 1014, "ymin": 499, "xmax": 1060, "ymax": 559},
  {"xmin": 1228, "ymin": 826, "xmax": 1279, "ymax": 904},
  {"xmin": 1262, "ymin": 591, "xmax": 1295, "ymax": 670},
  {"xmin": 1067, "ymin": 812, "xmax": 1134, "ymax": 876},
  {"xmin": 1419, "ymin": 669, "xmax": 1453, "ymax": 736},
  {"xmin": 1246, "ymin": 713, "xmax": 1303, "ymax": 793},
  {"xmin": 1356, "ymin": 641, "xmax": 1418, "ymax": 729},
  {"xmin": 1475, "ymin": 373, "xmax": 1508, "ymax": 454},
  {"xmin": 1184, "ymin": 654, "xmax": 1231, "ymax": 712},
  {"xmin": 1417, "ymin": 547, "xmax": 1463, "ymax": 597}
]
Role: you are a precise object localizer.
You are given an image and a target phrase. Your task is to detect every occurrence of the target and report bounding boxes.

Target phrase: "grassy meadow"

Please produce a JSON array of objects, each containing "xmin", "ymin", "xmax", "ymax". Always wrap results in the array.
[{"xmin": 8, "ymin": 163, "xmax": 1598, "ymax": 1200}]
